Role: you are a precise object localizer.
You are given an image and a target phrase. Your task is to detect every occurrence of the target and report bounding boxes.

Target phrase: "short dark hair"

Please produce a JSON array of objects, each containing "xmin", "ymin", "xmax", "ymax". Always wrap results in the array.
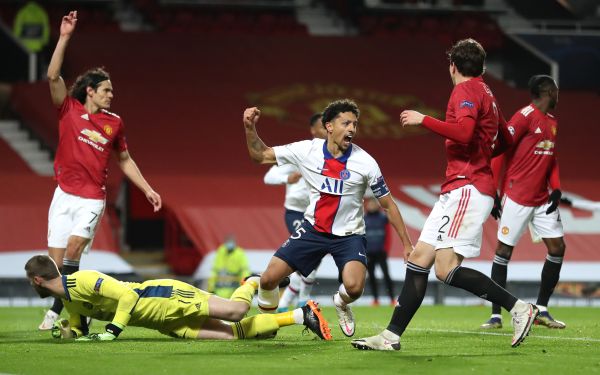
[
  {"xmin": 25, "ymin": 255, "xmax": 60, "ymax": 280},
  {"xmin": 69, "ymin": 67, "xmax": 111, "ymax": 104},
  {"xmin": 447, "ymin": 39, "xmax": 486, "ymax": 77},
  {"xmin": 322, "ymin": 99, "xmax": 360, "ymax": 125},
  {"xmin": 309, "ymin": 113, "xmax": 322, "ymax": 127},
  {"xmin": 528, "ymin": 75, "xmax": 557, "ymax": 99}
]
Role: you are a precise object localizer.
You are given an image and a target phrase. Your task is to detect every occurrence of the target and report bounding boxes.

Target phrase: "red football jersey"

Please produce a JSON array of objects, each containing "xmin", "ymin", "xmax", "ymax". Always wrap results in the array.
[
  {"xmin": 441, "ymin": 76, "xmax": 500, "ymax": 197},
  {"xmin": 54, "ymin": 96, "xmax": 128, "ymax": 199},
  {"xmin": 502, "ymin": 104, "xmax": 558, "ymax": 206}
]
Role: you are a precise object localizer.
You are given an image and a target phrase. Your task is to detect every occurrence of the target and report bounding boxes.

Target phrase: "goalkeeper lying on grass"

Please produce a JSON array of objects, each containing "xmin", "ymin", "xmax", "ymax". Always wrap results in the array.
[{"xmin": 25, "ymin": 255, "xmax": 331, "ymax": 341}]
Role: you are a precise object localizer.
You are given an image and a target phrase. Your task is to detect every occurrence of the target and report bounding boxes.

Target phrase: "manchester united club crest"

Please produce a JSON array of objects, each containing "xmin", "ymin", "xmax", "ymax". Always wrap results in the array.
[
  {"xmin": 551, "ymin": 126, "xmax": 557, "ymax": 136},
  {"xmin": 103, "ymin": 125, "xmax": 113, "ymax": 136},
  {"xmin": 501, "ymin": 226, "xmax": 510, "ymax": 235}
]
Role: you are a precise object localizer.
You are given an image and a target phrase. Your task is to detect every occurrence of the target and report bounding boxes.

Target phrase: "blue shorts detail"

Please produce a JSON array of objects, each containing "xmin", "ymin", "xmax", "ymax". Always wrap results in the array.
[
  {"xmin": 284, "ymin": 209, "xmax": 304, "ymax": 235},
  {"xmin": 274, "ymin": 221, "xmax": 367, "ymax": 277}
]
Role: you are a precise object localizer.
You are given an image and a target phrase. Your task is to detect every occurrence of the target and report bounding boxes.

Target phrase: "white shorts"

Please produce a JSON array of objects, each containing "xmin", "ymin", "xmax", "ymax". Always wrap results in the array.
[
  {"xmin": 497, "ymin": 195, "xmax": 564, "ymax": 246},
  {"xmin": 47, "ymin": 186, "xmax": 105, "ymax": 252},
  {"xmin": 419, "ymin": 184, "xmax": 493, "ymax": 259}
]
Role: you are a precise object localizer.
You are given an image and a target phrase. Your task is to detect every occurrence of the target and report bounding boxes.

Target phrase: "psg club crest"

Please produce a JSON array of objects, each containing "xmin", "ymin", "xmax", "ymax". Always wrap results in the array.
[{"xmin": 339, "ymin": 169, "xmax": 351, "ymax": 180}]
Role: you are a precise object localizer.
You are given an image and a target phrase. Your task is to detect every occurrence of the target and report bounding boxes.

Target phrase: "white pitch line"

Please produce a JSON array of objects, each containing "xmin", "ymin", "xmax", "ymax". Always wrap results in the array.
[{"xmin": 407, "ymin": 327, "xmax": 600, "ymax": 342}]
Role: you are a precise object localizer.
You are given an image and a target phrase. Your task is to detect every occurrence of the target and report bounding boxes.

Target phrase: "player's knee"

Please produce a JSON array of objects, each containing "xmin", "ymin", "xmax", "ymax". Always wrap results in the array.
[
  {"xmin": 434, "ymin": 267, "xmax": 450, "ymax": 282},
  {"xmin": 343, "ymin": 282, "xmax": 364, "ymax": 300},
  {"xmin": 495, "ymin": 244, "xmax": 513, "ymax": 260},
  {"xmin": 548, "ymin": 240, "xmax": 566, "ymax": 257},
  {"xmin": 259, "ymin": 273, "xmax": 279, "ymax": 290}
]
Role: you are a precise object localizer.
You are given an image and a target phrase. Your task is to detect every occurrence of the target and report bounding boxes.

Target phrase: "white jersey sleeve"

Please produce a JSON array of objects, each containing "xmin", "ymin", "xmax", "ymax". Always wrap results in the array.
[
  {"xmin": 264, "ymin": 164, "xmax": 296, "ymax": 185},
  {"xmin": 273, "ymin": 140, "xmax": 312, "ymax": 168},
  {"xmin": 366, "ymin": 159, "xmax": 390, "ymax": 199}
]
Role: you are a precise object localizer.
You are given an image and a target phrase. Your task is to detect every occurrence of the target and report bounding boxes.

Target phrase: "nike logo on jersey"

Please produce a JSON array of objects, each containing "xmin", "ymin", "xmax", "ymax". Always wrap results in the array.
[
  {"xmin": 317, "ymin": 166, "xmax": 329, "ymax": 171},
  {"xmin": 535, "ymin": 127, "xmax": 542, "ymax": 134},
  {"xmin": 358, "ymin": 252, "xmax": 366, "ymax": 257}
]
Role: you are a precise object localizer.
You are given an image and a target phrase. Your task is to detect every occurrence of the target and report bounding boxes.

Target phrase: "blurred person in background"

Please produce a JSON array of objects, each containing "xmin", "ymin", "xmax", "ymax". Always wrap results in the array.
[
  {"xmin": 364, "ymin": 197, "xmax": 395, "ymax": 306},
  {"xmin": 208, "ymin": 235, "xmax": 250, "ymax": 298}
]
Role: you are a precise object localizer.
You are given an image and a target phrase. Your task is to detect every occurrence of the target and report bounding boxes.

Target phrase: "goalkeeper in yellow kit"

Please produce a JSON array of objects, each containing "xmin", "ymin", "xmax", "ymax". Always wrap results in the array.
[{"xmin": 25, "ymin": 255, "xmax": 331, "ymax": 341}]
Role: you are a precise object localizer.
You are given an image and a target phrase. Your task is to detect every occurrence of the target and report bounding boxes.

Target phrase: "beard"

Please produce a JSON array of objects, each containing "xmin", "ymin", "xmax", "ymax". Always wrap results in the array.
[{"xmin": 33, "ymin": 284, "xmax": 52, "ymax": 298}]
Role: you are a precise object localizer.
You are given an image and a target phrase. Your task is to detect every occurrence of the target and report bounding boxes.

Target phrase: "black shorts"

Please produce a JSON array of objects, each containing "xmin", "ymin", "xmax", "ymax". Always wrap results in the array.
[
  {"xmin": 284, "ymin": 209, "xmax": 304, "ymax": 235},
  {"xmin": 274, "ymin": 221, "xmax": 367, "ymax": 277}
]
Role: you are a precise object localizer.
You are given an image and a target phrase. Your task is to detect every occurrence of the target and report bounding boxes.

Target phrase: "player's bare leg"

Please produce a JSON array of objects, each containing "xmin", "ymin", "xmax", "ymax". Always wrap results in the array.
[
  {"xmin": 258, "ymin": 257, "xmax": 294, "ymax": 313},
  {"xmin": 535, "ymin": 237, "xmax": 566, "ymax": 328},
  {"xmin": 333, "ymin": 260, "xmax": 366, "ymax": 337}
]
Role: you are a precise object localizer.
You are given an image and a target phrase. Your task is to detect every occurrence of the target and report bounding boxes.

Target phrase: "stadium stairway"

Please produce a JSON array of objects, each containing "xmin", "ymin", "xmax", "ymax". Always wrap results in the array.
[{"xmin": 120, "ymin": 251, "xmax": 181, "ymax": 282}]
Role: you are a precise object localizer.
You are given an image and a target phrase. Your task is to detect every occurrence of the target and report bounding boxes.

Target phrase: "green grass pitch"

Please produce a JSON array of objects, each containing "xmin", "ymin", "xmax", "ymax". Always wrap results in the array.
[{"xmin": 1, "ymin": 305, "xmax": 599, "ymax": 375}]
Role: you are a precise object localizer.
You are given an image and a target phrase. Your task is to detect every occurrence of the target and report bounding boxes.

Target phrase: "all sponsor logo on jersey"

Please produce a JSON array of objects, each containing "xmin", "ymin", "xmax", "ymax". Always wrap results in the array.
[
  {"xmin": 320, "ymin": 177, "xmax": 344, "ymax": 194},
  {"xmin": 534, "ymin": 140, "xmax": 555, "ymax": 155}
]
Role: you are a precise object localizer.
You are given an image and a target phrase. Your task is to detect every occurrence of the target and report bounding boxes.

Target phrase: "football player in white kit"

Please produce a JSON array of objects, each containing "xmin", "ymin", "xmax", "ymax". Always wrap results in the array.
[
  {"xmin": 263, "ymin": 113, "xmax": 327, "ymax": 311},
  {"xmin": 244, "ymin": 99, "xmax": 414, "ymax": 337}
]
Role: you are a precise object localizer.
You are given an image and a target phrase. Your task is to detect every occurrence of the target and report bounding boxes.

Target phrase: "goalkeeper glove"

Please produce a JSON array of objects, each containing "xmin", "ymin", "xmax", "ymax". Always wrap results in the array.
[
  {"xmin": 76, "ymin": 322, "xmax": 123, "ymax": 342},
  {"xmin": 51, "ymin": 319, "xmax": 74, "ymax": 339},
  {"xmin": 546, "ymin": 189, "xmax": 562, "ymax": 214}
]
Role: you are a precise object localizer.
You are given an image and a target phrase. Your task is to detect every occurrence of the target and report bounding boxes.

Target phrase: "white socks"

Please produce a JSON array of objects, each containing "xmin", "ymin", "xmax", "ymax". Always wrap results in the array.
[
  {"xmin": 334, "ymin": 284, "xmax": 359, "ymax": 307},
  {"xmin": 257, "ymin": 287, "xmax": 279, "ymax": 313},
  {"xmin": 292, "ymin": 308, "xmax": 304, "ymax": 324}
]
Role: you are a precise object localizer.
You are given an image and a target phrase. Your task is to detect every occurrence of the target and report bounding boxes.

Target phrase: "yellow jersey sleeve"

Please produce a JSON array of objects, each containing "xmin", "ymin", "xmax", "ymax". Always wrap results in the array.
[{"xmin": 66, "ymin": 270, "xmax": 140, "ymax": 328}]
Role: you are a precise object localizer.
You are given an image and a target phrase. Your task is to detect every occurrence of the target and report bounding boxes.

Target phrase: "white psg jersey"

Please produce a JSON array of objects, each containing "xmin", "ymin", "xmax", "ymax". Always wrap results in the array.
[
  {"xmin": 264, "ymin": 164, "xmax": 310, "ymax": 212},
  {"xmin": 273, "ymin": 138, "xmax": 390, "ymax": 236}
]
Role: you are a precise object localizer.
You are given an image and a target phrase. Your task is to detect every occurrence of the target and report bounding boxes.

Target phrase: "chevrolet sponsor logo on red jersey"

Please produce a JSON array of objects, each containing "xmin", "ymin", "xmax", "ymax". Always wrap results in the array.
[
  {"xmin": 78, "ymin": 128, "xmax": 109, "ymax": 152},
  {"xmin": 534, "ymin": 140, "xmax": 555, "ymax": 155}
]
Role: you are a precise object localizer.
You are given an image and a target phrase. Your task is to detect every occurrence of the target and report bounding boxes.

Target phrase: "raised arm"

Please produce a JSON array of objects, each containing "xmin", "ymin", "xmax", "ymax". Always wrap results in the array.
[
  {"xmin": 377, "ymin": 194, "xmax": 414, "ymax": 263},
  {"xmin": 243, "ymin": 107, "xmax": 276, "ymax": 164},
  {"xmin": 47, "ymin": 11, "xmax": 77, "ymax": 108},
  {"xmin": 118, "ymin": 150, "xmax": 162, "ymax": 212},
  {"xmin": 400, "ymin": 110, "xmax": 475, "ymax": 144}
]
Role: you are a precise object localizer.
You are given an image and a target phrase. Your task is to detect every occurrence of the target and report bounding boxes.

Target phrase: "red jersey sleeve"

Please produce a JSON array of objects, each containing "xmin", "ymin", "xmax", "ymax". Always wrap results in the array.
[
  {"xmin": 421, "ymin": 115, "xmax": 475, "ymax": 144},
  {"xmin": 548, "ymin": 158, "xmax": 561, "ymax": 190},
  {"xmin": 492, "ymin": 109, "xmax": 513, "ymax": 157},
  {"xmin": 113, "ymin": 120, "xmax": 128, "ymax": 152},
  {"xmin": 491, "ymin": 154, "xmax": 506, "ymax": 193},
  {"xmin": 58, "ymin": 96, "xmax": 76, "ymax": 119},
  {"xmin": 506, "ymin": 111, "xmax": 529, "ymax": 145}
]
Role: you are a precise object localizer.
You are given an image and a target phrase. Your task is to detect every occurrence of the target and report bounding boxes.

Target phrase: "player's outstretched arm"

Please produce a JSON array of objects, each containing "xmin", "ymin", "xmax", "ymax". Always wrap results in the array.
[
  {"xmin": 76, "ymin": 276, "xmax": 140, "ymax": 341},
  {"xmin": 377, "ymin": 194, "xmax": 414, "ymax": 263},
  {"xmin": 118, "ymin": 150, "xmax": 162, "ymax": 212},
  {"xmin": 243, "ymin": 107, "xmax": 276, "ymax": 164},
  {"xmin": 47, "ymin": 10, "xmax": 77, "ymax": 108}
]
